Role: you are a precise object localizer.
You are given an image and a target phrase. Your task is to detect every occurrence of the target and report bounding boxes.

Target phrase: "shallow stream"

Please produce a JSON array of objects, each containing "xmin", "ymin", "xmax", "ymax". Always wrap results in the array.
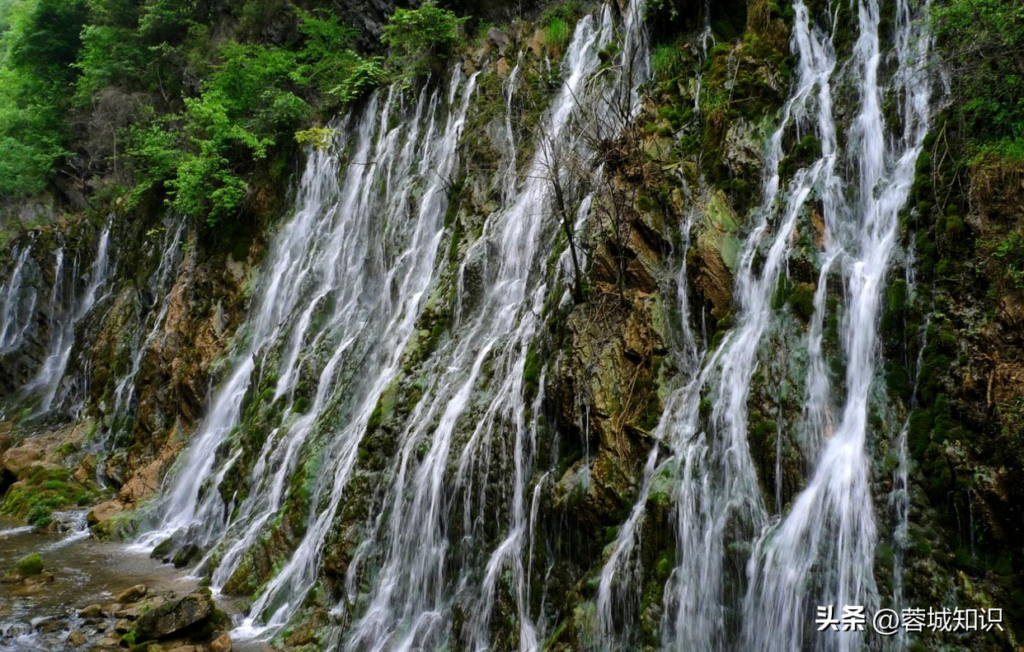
[{"xmin": 0, "ymin": 514, "xmax": 268, "ymax": 651}]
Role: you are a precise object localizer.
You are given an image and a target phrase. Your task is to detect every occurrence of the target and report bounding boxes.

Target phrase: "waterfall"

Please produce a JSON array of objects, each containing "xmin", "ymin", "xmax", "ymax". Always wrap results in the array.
[
  {"xmin": 742, "ymin": 1, "xmax": 933, "ymax": 650},
  {"xmin": 127, "ymin": 1, "xmax": 654, "ymax": 649},
  {"xmin": 106, "ymin": 221, "xmax": 186, "ymax": 446},
  {"xmin": 135, "ymin": 66, "xmax": 481, "ymax": 638},
  {"xmin": 26, "ymin": 224, "xmax": 111, "ymax": 414},
  {"xmin": 108, "ymin": 0, "xmax": 939, "ymax": 649},
  {"xmin": 0, "ymin": 246, "xmax": 36, "ymax": 352}
]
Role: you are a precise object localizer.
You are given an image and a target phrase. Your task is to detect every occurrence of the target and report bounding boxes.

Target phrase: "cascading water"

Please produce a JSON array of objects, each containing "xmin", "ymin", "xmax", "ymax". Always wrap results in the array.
[
  {"xmin": 26, "ymin": 224, "xmax": 111, "ymax": 414},
  {"xmin": 133, "ymin": 2, "xmax": 652, "ymax": 649},
  {"xmin": 136, "ymin": 67, "xmax": 481, "ymax": 640},
  {"xmin": 105, "ymin": 221, "xmax": 186, "ymax": 448},
  {"xmin": 118, "ymin": 0, "xmax": 937, "ymax": 650},
  {"xmin": 0, "ymin": 246, "xmax": 36, "ymax": 353},
  {"xmin": 572, "ymin": 1, "xmax": 936, "ymax": 651},
  {"xmin": 742, "ymin": 2, "xmax": 933, "ymax": 651}
]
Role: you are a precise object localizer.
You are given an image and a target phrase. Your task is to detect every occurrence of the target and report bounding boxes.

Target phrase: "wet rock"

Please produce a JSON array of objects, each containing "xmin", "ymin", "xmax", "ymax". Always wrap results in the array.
[
  {"xmin": 67, "ymin": 629, "xmax": 87, "ymax": 646},
  {"xmin": 209, "ymin": 631, "xmax": 232, "ymax": 652},
  {"xmin": 86, "ymin": 500, "xmax": 123, "ymax": 527},
  {"xmin": 2, "ymin": 552, "xmax": 43, "ymax": 582},
  {"xmin": 133, "ymin": 591, "xmax": 213, "ymax": 640},
  {"xmin": 79, "ymin": 604, "xmax": 103, "ymax": 618},
  {"xmin": 115, "ymin": 605, "xmax": 141, "ymax": 619},
  {"xmin": 117, "ymin": 458, "xmax": 162, "ymax": 504},
  {"xmin": 35, "ymin": 616, "xmax": 66, "ymax": 633},
  {"xmin": 116, "ymin": 584, "xmax": 147, "ymax": 603},
  {"xmin": 16, "ymin": 571, "xmax": 55, "ymax": 594},
  {"xmin": 172, "ymin": 543, "xmax": 201, "ymax": 569},
  {"xmin": 1, "ymin": 444, "xmax": 42, "ymax": 477},
  {"xmin": 151, "ymin": 536, "xmax": 176, "ymax": 562}
]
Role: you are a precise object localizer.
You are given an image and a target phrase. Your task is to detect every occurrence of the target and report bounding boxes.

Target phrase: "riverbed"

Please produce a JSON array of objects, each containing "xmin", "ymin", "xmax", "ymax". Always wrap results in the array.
[{"xmin": 0, "ymin": 514, "xmax": 270, "ymax": 651}]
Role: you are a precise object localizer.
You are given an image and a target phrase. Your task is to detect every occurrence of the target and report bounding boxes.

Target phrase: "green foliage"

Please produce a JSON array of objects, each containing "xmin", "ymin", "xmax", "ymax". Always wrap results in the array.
[
  {"xmin": 291, "ymin": 8, "xmax": 382, "ymax": 102},
  {"xmin": 544, "ymin": 17, "xmax": 571, "ymax": 54},
  {"xmin": 934, "ymin": 0, "xmax": 1024, "ymax": 157},
  {"xmin": 0, "ymin": 0, "xmax": 87, "ymax": 197},
  {"xmin": 382, "ymin": 1, "xmax": 466, "ymax": 82},
  {"xmin": 0, "ymin": 0, "xmax": 382, "ymax": 222},
  {"xmin": 11, "ymin": 553, "xmax": 43, "ymax": 576},
  {"xmin": 651, "ymin": 42, "xmax": 685, "ymax": 80},
  {"xmin": 992, "ymin": 231, "xmax": 1024, "ymax": 293},
  {"xmin": 295, "ymin": 127, "xmax": 335, "ymax": 152},
  {"xmin": 1, "ymin": 466, "xmax": 94, "ymax": 525}
]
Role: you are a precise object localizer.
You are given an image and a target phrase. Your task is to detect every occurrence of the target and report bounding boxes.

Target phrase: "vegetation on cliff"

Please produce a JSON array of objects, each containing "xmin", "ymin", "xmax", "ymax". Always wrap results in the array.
[{"xmin": 0, "ymin": 0, "xmax": 466, "ymax": 228}]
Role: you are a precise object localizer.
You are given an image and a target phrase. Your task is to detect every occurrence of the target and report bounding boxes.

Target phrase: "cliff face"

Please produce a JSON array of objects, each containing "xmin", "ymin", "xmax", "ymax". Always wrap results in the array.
[{"xmin": 1, "ymin": 0, "xmax": 1023, "ymax": 651}]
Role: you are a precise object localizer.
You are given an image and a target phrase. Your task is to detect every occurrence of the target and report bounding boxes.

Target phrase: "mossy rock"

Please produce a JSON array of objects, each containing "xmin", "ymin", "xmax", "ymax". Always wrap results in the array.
[{"xmin": 2, "ymin": 553, "xmax": 43, "ymax": 582}]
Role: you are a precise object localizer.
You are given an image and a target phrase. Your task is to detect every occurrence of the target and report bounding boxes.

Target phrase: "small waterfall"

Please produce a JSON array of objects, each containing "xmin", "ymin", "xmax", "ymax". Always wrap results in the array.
[
  {"xmin": 0, "ymin": 246, "xmax": 36, "ymax": 352},
  {"xmin": 136, "ymin": 67, "xmax": 480, "ymax": 637},
  {"xmin": 106, "ymin": 221, "xmax": 186, "ymax": 445},
  {"xmin": 742, "ymin": 1, "xmax": 934, "ymax": 651},
  {"xmin": 26, "ymin": 224, "xmax": 111, "ymax": 414},
  {"xmin": 235, "ymin": 70, "xmax": 482, "ymax": 638}
]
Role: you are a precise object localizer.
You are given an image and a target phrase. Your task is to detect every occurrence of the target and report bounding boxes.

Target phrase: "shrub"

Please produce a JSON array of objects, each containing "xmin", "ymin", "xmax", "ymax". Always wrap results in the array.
[
  {"xmin": 651, "ymin": 42, "xmax": 685, "ymax": 80},
  {"xmin": 382, "ymin": 2, "xmax": 466, "ymax": 81},
  {"xmin": 545, "ymin": 18, "xmax": 571, "ymax": 54}
]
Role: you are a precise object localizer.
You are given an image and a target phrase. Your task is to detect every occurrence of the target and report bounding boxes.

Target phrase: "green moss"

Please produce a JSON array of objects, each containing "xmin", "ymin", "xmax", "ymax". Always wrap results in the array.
[
  {"xmin": 1, "ymin": 467, "xmax": 97, "ymax": 525},
  {"xmin": 11, "ymin": 553, "xmax": 44, "ymax": 577},
  {"xmin": 788, "ymin": 282, "xmax": 815, "ymax": 322}
]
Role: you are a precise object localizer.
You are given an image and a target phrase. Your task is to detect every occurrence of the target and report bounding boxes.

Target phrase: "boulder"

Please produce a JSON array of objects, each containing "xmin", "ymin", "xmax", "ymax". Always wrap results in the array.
[
  {"xmin": 116, "ymin": 584, "xmax": 147, "ymax": 603},
  {"xmin": 78, "ymin": 604, "xmax": 103, "ymax": 618},
  {"xmin": 86, "ymin": 500, "xmax": 123, "ymax": 527},
  {"xmin": 1, "ymin": 445, "xmax": 42, "ymax": 478},
  {"xmin": 209, "ymin": 631, "xmax": 232, "ymax": 652},
  {"xmin": 172, "ymin": 543, "xmax": 201, "ymax": 569},
  {"xmin": 133, "ymin": 591, "xmax": 213, "ymax": 640},
  {"xmin": 2, "ymin": 553, "xmax": 43, "ymax": 583},
  {"xmin": 114, "ymin": 605, "xmax": 141, "ymax": 620},
  {"xmin": 66, "ymin": 629, "xmax": 87, "ymax": 646}
]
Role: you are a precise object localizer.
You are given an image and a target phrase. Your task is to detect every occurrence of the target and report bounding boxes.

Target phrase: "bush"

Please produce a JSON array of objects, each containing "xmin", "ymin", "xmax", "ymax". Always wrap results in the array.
[
  {"xmin": 651, "ymin": 42, "xmax": 685, "ymax": 80},
  {"xmin": 382, "ymin": 1, "xmax": 466, "ymax": 82},
  {"xmin": 544, "ymin": 17, "xmax": 571, "ymax": 54}
]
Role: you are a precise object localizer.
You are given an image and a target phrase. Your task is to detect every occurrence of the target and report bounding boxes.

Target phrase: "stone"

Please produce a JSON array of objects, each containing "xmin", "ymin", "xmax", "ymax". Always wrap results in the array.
[
  {"xmin": 20, "ymin": 571, "xmax": 55, "ymax": 592},
  {"xmin": 133, "ymin": 591, "xmax": 213, "ymax": 640},
  {"xmin": 1, "ymin": 445, "xmax": 42, "ymax": 477},
  {"xmin": 151, "ymin": 536, "xmax": 176, "ymax": 561},
  {"xmin": 2, "ymin": 553, "xmax": 43, "ymax": 582},
  {"xmin": 487, "ymin": 27, "xmax": 510, "ymax": 56},
  {"xmin": 117, "ymin": 458, "xmax": 161, "ymax": 503},
  {"xmin": 116, "ymin": 584, "xmax": 147, "ymax": 603},
  {"xmin": 114, "ymin": 605, "xmax": 140, "ymax": 619},
  {"xmin": 35, "ymin": 617, "xmax": 67, "ymax": 633},
  {"xmin": 209, "ymin": 631, "xmax": 232, "ymax": 652},
  {"xmin": 172, "ymin": 543, "xmax": 201, "ymax": 569},
  {"xmin": 86, "ymin": 500, "xmax": 123, "ymax": 527},
  {"xmin": 67, "ymin": 630, "xmax": 87, "ymax": 646},
  {"xmin": 78, "ymin": 604, "xmax": 103, "ymax": 618}
]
